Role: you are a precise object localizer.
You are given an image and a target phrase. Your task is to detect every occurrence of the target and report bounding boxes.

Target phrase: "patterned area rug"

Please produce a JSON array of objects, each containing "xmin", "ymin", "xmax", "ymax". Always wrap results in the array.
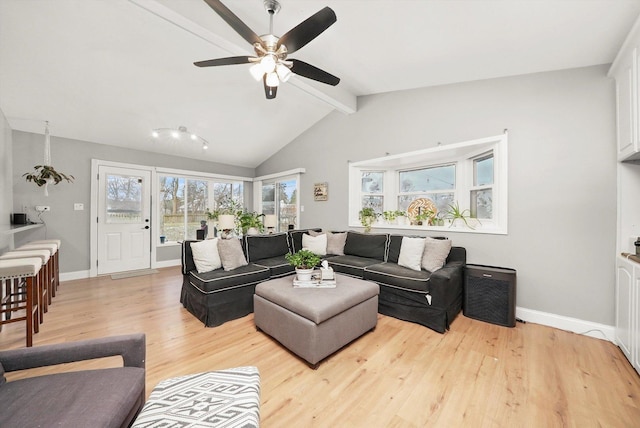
[{"xmin": 132, "ymin": 366, "xmax": 260, "ymax": 428}]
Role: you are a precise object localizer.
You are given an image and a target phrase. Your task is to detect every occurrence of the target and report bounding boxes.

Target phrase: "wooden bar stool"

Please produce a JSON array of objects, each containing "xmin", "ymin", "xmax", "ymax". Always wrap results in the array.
[
  {"xmin": 15, "ymin": 243, "xmax": 58, "ymax": 303},
  {"xmin": 0, "ymin": 258, "xmax": 41, "ymax": 347},
  {"xmin": 29, "ymin": 239, "xmax": 61, "ymax": 296},
  {"xmin": 0, "ymin": 250, "xmax": 51, "ymax": 323}
]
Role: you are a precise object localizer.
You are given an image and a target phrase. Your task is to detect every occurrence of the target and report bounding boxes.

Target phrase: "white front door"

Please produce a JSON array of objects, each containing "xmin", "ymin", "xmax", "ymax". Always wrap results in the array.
[{"xmin": 97, "ymin": 166, "xmax": 151, "ymax": 275}]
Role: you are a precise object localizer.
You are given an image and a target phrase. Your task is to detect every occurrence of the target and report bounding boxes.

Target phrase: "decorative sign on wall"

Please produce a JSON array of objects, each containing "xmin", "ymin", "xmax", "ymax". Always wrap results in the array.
[{"xmin": 314, "ymin": 182, "xmax": 328, "ymax": 201}]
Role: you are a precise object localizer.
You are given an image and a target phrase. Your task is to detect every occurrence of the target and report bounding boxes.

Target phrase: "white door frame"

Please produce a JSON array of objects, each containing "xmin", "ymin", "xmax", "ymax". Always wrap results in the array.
[{"xmin": 90, "ymin": 159, "xmax": 155, "ymax": 277}]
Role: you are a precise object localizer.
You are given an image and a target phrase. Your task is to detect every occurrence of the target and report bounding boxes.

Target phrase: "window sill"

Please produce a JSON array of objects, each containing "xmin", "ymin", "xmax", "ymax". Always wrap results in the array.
[
  {"xmin": 157, "ymin": 241, "xmax": 182, "ymax": 247},
  {"xmin": 348, "ymin": 222, "xmax": 507, "ymax": 235}
]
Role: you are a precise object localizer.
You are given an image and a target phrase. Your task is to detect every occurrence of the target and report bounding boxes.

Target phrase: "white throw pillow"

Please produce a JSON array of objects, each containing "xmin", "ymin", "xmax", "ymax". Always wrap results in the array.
[
  {"xmin": 190, "ymin": 238, "xmax": 222, "ymax": 273},
  {"xmin": 397, "ymin": 237, "xmax": 426, "ymax": 271},
  {"xmin": 302, "ymin": 233, "xmax": 327, "ymax": 255},
  {"xmin": 421, "ymin": 237, "xmax": 452, "ymax": 272}
]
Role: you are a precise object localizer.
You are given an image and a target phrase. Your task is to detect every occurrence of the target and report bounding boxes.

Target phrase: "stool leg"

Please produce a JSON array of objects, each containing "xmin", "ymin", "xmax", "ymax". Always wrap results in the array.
[{"xmin": 26, "ymin": 275, "xmax": 34, "ymax": 347}]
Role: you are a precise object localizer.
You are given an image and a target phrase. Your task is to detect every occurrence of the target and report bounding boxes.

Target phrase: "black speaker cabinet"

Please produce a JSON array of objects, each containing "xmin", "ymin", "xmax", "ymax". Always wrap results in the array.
[{"xmin": 464, "ymin": 264, "xmax": 516, "ymax": 327}]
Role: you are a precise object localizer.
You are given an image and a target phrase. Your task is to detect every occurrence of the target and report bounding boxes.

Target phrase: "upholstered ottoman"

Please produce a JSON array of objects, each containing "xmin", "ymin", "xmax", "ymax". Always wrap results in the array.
[
  {"xmin": 254, "ymin": 274, "xmax": 379, "ymax": 368},
  {"xmin": 132, "ymin": 366, "xmax": 260, "ymax": 428}
]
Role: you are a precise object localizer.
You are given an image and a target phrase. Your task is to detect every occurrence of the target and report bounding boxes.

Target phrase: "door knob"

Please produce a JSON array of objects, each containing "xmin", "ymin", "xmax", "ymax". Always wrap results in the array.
[{"xmin": 143, "ymin": 226, "xmax": 150, "ymax": 229}]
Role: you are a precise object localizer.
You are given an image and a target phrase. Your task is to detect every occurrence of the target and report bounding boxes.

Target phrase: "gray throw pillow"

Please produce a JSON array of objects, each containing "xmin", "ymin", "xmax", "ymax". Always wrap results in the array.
[
  {"xmin": 217, "ymin": 238, "xmax": 248, "ymax": 271},
  {"xmin": 326, "ymin": 232, "xmax": 347, "ymax": 255},
  {"xmin": 421, "ymin": 237, "xmax": 452, "ymax": 272}
]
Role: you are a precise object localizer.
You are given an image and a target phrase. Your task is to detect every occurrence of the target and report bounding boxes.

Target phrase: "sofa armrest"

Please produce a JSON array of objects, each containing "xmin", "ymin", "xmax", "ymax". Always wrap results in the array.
[
  {"xmin": 427, "ymin": 261, "xmax": 464, "ymax": 307},
  {"xmin": 0, "ymin": 333, "xmax": 146, "ymax": 374}
]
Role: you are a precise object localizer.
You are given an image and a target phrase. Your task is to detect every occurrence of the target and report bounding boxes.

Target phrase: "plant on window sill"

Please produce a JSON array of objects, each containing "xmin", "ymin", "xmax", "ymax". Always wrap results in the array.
[
  {"xmin": 359, "ymin": 207, "xmax": 379, "ymax": 233},
  {"xmin": 445, "ymin": 201, "xmax": 478, "ymax": 229}
]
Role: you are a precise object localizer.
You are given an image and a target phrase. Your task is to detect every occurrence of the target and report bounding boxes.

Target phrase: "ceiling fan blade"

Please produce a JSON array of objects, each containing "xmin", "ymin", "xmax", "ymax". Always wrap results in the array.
[
  {"xmin": 202, "ymin": 0, "xmax": 264, "ymax": 48},
  {"xmin": 277, "ymin": 7, "xmax": 336, "ymax": 54},
  {"xmin": 263, "ymin": 75, "xmax": 278, "ymax": 99},
  {"xmin": 290, "ymin": 59, "xmax": 340, "ymax": 86},
  {"xmin": 194, "ymin": 56, "xmax": 253, "ymax": 67}
]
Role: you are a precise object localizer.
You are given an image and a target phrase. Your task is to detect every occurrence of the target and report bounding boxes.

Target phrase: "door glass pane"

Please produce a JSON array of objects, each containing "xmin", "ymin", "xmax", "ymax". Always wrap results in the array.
[
  {"xmin": 278, "ymin": 179, "xmax": 297, "ymax": 231},
  {"xmin": 186, "ymin": 180, "xmax": 208, "ymax": 240},
  {"xmin": 106, "ymin": 174, "xmax": 143, "ymax": 223},
  {"xmin": 262, "ymin": 183, "xmax": 275, "ymax": 215},
  {"xmin": 159, "ymin": 176, "xmax": 185, "ymax": 242}
]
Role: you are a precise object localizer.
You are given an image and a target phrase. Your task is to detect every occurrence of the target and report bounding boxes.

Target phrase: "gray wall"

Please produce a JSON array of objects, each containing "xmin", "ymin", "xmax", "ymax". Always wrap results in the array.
[
  {"xmin": 12, "ymin": 131, "xmax": 255, "ymax": 273},
  {"xmin": 0, "ymin": 107, "xmax": 13, "ymax": 253},
  {"xmin": 256, "ymin": 65, "xmax": 617, "ymax": 326}
]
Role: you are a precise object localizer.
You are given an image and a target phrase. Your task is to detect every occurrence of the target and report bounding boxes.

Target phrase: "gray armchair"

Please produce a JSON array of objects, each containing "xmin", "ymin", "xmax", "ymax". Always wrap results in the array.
[{"xmin": 0, "ymin": 333, "xmax": 146, "ymax": 428}]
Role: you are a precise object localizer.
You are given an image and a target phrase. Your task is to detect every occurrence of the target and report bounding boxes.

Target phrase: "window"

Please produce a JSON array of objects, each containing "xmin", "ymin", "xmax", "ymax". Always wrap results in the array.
[
  {"xmin": 361, "ymin": 171, "xmax": 384, "ymax": 214},
  {"xmin": 348, "ymin": 133, "xmax": 507, "ymax": 234},
  {"xmin": 398, "ymin": 164, "xmax": 455, "ymax": 214},
  {"xmin": 254, "ymin": 169, "xmax": 304, "ymax": 233},
  {"xmin": 159, "ymin": 175, "xmax": 244, "ymax": 242},
  {"xmin": 260, "ymin": 178, "xmax": 298, "ymax": 232}
]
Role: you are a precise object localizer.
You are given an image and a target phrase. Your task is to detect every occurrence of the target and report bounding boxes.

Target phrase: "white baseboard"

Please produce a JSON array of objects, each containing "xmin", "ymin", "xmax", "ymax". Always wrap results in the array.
[
  {"xmin": 154, "ymin": 259, "xmax": 181, "ymax": 269},
  {"xmin": 60, "ymin": 270, "xmax": 90, "ymax": 281},
  {"xmin": 516, "ymin": 307, "xmax": 615, "ymax": 342}
]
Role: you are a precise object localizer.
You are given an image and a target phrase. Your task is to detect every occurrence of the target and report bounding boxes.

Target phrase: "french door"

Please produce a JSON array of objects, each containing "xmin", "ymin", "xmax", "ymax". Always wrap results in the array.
[
  {"xmin": 261, "ymin": 177, "xmax": 298, "ymax": 232},
  {"xmin": 97, "ymin": 165, "xmax": 151, "ymax": 274}
]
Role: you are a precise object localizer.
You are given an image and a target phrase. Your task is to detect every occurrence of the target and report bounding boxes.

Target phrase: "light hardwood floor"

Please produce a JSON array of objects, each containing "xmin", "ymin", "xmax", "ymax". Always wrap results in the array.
[{"xmin": 2, "ymin": 267, "xmax": 640, "ymax": 427}]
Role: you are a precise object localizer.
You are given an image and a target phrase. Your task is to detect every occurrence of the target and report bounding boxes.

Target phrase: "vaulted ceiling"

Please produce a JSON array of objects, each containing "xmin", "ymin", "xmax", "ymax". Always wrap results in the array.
[{"xmin": 1, "ymin": 0, "xmax": 639, "ymax": 168}]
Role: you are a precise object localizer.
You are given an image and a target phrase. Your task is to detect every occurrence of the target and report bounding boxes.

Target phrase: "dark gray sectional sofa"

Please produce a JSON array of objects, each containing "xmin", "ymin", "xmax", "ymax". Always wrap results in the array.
[{"xmin": 180, "ymin": 229, "xmax": 465, "ymax": 333}]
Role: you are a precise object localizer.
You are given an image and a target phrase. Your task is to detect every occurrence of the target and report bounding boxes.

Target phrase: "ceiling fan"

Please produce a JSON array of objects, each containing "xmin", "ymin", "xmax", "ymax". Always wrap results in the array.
[{"xmin": 194, "ymin": 0, "xmax": 340, "ymax": 99}]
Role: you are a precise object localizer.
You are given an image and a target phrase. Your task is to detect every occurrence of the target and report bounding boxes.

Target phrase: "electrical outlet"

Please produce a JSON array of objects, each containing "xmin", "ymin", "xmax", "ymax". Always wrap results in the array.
[
  {"xmin": 74, "ymin": 203, "xmax": 84, "ymax": 211},
  {"xmin": 35, "ymin": 205, "xmax": 50, "ymax": 212}
]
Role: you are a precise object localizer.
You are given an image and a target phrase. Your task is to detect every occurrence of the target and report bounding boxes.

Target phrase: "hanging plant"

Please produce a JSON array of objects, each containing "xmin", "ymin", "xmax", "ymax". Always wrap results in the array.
[
  {"xmin": 23, "ymin": 165, "xmax": 74, "ymax": 187},
  {"xmin": 22, "ymin": 121, "xmax": 74, "ymax": 196}
]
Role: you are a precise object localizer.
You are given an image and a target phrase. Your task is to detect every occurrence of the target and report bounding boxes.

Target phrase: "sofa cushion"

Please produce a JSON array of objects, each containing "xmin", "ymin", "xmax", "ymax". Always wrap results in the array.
[
  {"xmin": 327, "ymin": 255, "xmax": 383, "ymax": 278},
  {"xmin": 218, "ymin": 239, "xmax": 248, "ymax": 271},
  {"xmin": 422, "ymin": 237, "xmax": 452, "ymax": 272},
  {"xmin": 189, "ymin": 264, "xmax": 270, "ymax": 293},
  {"xmin": 190, "ymin": 238, "xmax": 222, "ymax": 273},
  {"xmin": 244, "ymin": 233, "xmax": 290, "ymax": 262},
  {"xmin": 252, "ymin": 256, "xmax": 295, "ymax": 278},
  {"xmin": 0, "ymin": 367, "xmax": 145, "ymax": 428},
  {"xmin": 387, "ymin": 235, "xmax": 405, "ymax": 264},
  {"xmin": 364, "ymin": 262, "xmax": 432, "ymax": 293},
  {"xmin": 288, "ymin": 228, "xmax": 322, "ymax": 253},
  {"xmin": 302, "ymin": 233, "xmax": 327, "ymax": 255},
  {"xmin": 343, "ymin": 232, "xmax": 389, "ymax": 261}
]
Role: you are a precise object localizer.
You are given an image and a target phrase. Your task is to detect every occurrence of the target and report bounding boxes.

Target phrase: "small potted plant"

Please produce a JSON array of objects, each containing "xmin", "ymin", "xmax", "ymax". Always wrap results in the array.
[
  {"xmin": 395, "ymin": 210, "xmax": 408, "ymax": 226},
  {"xmin": 382, "ymin": 210, "xmax": 397, "ymax": 225},
  {"xmin": 414, "ymin": 210, "xmax": 435, "ymax": 226},
  {"xmin": 359, "ymin": 207, "xmax": 378, "ymax": 233},
  {"xmin": 286, "ymin": 249, "xmax": 321, "ymax": 281},
  {"xmin": 445, "ymin": 201, "xmax": 477, "ymax": 229},
  {"xmin": 238, "ymin": 211, "xmax": 265, "ymax": 235}
]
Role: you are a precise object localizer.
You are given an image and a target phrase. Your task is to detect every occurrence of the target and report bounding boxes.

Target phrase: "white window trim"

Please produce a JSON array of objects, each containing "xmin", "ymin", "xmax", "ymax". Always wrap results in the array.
[{"xmin": 348, "ymin": 133, "xmax": 508, "ymax": 235}]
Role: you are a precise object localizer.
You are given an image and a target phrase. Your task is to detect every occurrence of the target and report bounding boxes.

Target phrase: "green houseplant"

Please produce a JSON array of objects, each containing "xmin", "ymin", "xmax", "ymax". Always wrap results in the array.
[
  {"xmin": 238, "ymin": 211, "xmax": 264, "ymax": 235},
  {"xmin": 286, "ymin": 249, "xmax": 321, "ymax": 281},
  {"xmin": 445, "ymin": 201, "xmax": 477, "ymax": 229},
  {"xmin": 382, "ymin": 210, "xmax": 397, "ymax": 224},
  {"xmin": 23, "ymin": 165, "xmax": 74, "ymax": 196},
  {"xmin": 359, "ymin": 207, "xmax": 378, "ymax": 233}
]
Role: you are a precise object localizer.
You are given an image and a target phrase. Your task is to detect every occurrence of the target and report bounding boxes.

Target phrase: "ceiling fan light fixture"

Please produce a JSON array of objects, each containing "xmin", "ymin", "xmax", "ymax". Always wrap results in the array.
[
  {"xmin": 276, "ymin": 63, "xmax": 292, "ymax": 82},
  {"xmin": 249, "ymin": 63, "xmax": 264, "ymax": 81},
  {"xmin": 260, "ymin": 55, "xmax": 277, "ymax": 74},
  {"xmin": 265, "ymin": 72, "xmax": 279, "ymax": 87}
]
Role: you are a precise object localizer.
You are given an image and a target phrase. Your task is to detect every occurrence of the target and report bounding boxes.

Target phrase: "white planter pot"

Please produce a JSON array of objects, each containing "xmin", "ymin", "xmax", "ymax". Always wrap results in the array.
[
  {"xmin": 246, "ymin": 227, "xmax": 259, "ymax": 235},
  {"xmin": 295, "ymin": 268, "xmax": 314, "ymax": 281}
]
